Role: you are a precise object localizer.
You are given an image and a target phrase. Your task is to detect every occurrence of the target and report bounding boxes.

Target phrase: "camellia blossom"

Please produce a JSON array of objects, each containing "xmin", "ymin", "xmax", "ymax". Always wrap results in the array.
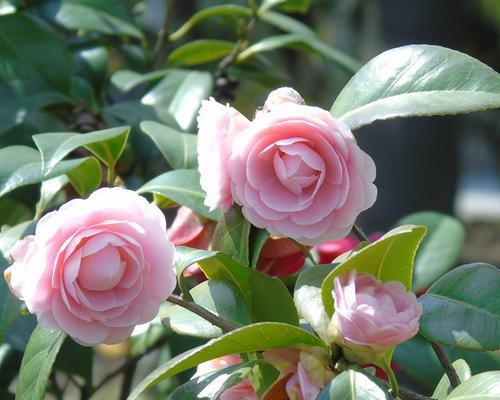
[
  {"xmin": 197, "ymin": 87, "xmax": 377, "ymax": 245},
  {"xmin": 256, "ymin": 236, "xmax": 307, "ymax": 277},
  {"xmin": 4, "ymin": 188, "xmax": 176, "ymax": 346},
  {"xmin": 329, "ymin": 269, "xmax": 422, "ymax": 363}
]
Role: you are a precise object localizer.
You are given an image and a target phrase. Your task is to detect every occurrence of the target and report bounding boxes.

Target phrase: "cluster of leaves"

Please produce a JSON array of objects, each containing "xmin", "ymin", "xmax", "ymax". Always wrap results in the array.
[{"xmin": 0, "ymin": 0, "xmax": 500, "ymax": 399}]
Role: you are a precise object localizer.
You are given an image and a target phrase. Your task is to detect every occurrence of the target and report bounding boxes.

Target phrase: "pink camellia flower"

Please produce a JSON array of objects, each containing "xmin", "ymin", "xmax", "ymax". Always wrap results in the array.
[
  {"xmin": 197, "ymin": 355, "xmax": 257, "ymax": 400},
  {"xmin": 4, "ymin": 187, "xmax": 176, "ymax": 346},
  {"xmin": 329, "ymin": 269, "xmax": 422, "ymax": 363},
  {"xmin": 256, "ymin": 237, "xmax": 307, "ymax": 277},
  {"xmin": 197, "ymin": 87, "xmax": 377, "ymax": 245},
  {"xmin": 262, "ymin": 347, "xmax": 334, "ymax": 400}
]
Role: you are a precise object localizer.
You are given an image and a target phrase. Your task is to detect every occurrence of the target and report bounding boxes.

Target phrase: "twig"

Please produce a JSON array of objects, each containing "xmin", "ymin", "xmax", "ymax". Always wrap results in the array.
[
  {"xmin": 431, "ymin": 342, "xmax": 461, "ymax": 388},
  {"xmin": 119, "ymin": 359, "xmax": 137, "ymax": 400},
  {"xmin": 152, "ymin": 0, "xmax": 174, "ymax": 66},
  {"xmin": 167, "ymin": 294, "xmax": 238, "ymax": 333},
  {"xmin": 398, "ymin": 387, "xmax": 433, "ymax": 400},
  {"xmin": 351, "ymin": 223, "xmax": 369, "ymax": 242}
]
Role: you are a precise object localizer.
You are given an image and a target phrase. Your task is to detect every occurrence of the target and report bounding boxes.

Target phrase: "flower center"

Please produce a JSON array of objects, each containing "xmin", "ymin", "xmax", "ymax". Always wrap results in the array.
[
  {"xmin": 78, "ymin": 244, "xmax": 126, "ymax": 291},
  {"xmin": 273, "ymin": 149, "xmax": 322, "ymax": 195}
]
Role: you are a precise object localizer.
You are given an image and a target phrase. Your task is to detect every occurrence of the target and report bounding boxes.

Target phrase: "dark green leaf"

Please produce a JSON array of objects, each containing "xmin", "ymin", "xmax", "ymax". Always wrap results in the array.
[
  {"xmin": 138, "ymin": 169, "xmax": 221, "ymax": 221},
  {"xmin": 444, "ymin": 371, "xmax": 500, "ymax": 399},
  {"xmin": 140, "ymin": 121, "xmax": 197, "ymax": 170},
  {"xmin": 65, "ymin": 156, "xmax": 101, "ymax": 198},
  {"xmin": 167, "ymin": 40, "xmax": 234, "ymax": 67},
  {"xmin": 163, "ymin": 280, "xmax": 251, "ymax": 338},
  {"xmin": 419, "ymin": 263, "xmax": 500, "ymax": 351},
  {"xmin": 249, "ymin": 228, "xmax": 270, "ymax": 269},
  {"xmin": 15, "ymin": 325, "xmax": 66, "ymax": 400},
  {"xmin": 33, "ymin": 126, "xmax": 130, "ymax": 174},
  {"xmin": 396, "ymin": 211, "xmax": 465, "ymax": 292},
  {"xmin": 111, "ymin": 69, "xmax": 170, "ymax": 92},
  {"xmin": 127, "ymin": 322, "xmax": 326, "ymax": 399},
  {"xmin": 317, "ymin": 369, "xmax": 391, "ymax": 400},
  {"xmin": 331, "ymin": 45, "xmax": 500, "ymax": 130},
  {"xmin": 212, "ymin": 206, "xmax": 251, "ymax": 265},
  {"xmin": 321, "ymin": 225, "xmax": 426, "ymax": 317},
  {"xmin": 0, "ymin": 13, "xmax": 71, "ymax": 93},
  {"xmin": 433, "ymin": 359, "xmax": 471, "ymax": 399}
]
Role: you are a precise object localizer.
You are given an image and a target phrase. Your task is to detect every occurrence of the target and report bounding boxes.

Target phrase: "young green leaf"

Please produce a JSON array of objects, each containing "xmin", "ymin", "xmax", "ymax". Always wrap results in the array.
[
  {"xmin": 419, "ymin": 263, "xmax": 500, "ymax": 351},
  {"xmin": 433, "ymin": 359, "xmax": 471, "ymax": 399},
  {"xmin": 15, "ymin": 325, "xmax": 66, "ymax": 400},
  {"xmin": 212, "ymin": 206, "xmax": 251, "ymax": 265},
  {"xmin": 138, "ymin": 169, "xmax": 221, "ymax": 221},
  {"xmin": 127, "ymin": 322, "xmax": 326, "ymax": 399},
  {"xmin": 444, "ymin": 371, "xmax": 500, "ymax": 399},
  {"xmin": 167, "ymin": 40, "xmax": 234, "ymax": 67},
  {"xmin": 331, "ymin": 45, "xmax": 500, "ymax": 130}
]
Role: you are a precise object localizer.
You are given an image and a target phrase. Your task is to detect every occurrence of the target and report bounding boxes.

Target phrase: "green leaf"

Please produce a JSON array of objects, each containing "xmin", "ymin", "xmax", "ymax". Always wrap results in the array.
[
  {"xmin": 169, "ymin": 5, "xmax": 252, "ymax": 41},
  {"xmin": 127, "ymin": 322, "xmax": 326, "ymax": 399},
  {"xmin": 169, "ymin": 361, "xmax": 257, "ymax": 400},
  {"xmin": 331, "ymin": 45, "xmax": 500, "ymax": 130},
  {"xmin": 0, "ymin": 145, "xmax": 102, "ymax": 197},
  {"xmin": 294, "ymin": 265, "xmax": 336, "ymax": 342},
  {"xmin": 35, "ymin": 176, "xmax": 68, "ymax": 219},
  {"xmin": 66, "ymin": 156, "xmax": 101, "ymax": 198},
  {"xmin": 433, "ymin": 359, "xmax": 471, "ymax": 399},
  {"xmin": 167, "ymin": 40, "xmax": 234, "ymax": 67},
  {"xmin": 321, "ymin": 225, "xmax": 426, "ymax": 317},
  {"xmin": 0, "ymin": 221, "xmax": 32, "ymax": 343},
  {"xmin": 111, "ymin": 69, "xmax": 170, "ymax": 92},
  {"xmin": 444, "ymin": 371, "xmax": 500, "ymax": 399},
  {"xmin": 317, "ymin": 369, "xmax": 391, "ymax": 400},
  {"xmin": 396, "ymin": 211, "xmax": 465, "ymax": 292},
  {"xmin": 140, "ymin": 121, "xmax": 197, "ymax": 170},
  {"xmin": 15, "ymin": 325, "xmax": 66, "ymax": 400},
  {"xmin": 35, "ymin": 0, "xmax": 144, "ymax": 39},
  {"xmin": 260, "ymin": 11, "xmax": 315, "ymax": 37},
  {"xmin": 259, "ymin": 0, "xmax": 311, "ymax": 14},
  {"xmin": 138, "ymin": 169, "xmax": 221, "ymax": 221},
  {"xmin": 163, "ymin": 280, "xmax": 251, "ymax": 339},
  {"xmin": 174, "ymin": 247, "xmax": 299, "ymax": 326},
  {"xmin": 0, "ymin": 13, "xmax": 71, "ymax": 93},
  {"xmin": 237, "ymin": 34, "xmax": 360, "ymax": 74},
  {"xmin": 419, "ymin": 263, "xmax": 500, "ymax": 351},
  {"xmin": 212, "ymin": 206, "xmax": 251, "ymax": 265},
  {"xmin": 249, "ymin": 228, "xmax": 270, "ymax": 269},
  {"xmin": 33, "ymin": 126, "xmax": 130, "ymax": 174},
  {"xmin": 141, "ymin": 70, "xmax": 212, "ymax": 131}
]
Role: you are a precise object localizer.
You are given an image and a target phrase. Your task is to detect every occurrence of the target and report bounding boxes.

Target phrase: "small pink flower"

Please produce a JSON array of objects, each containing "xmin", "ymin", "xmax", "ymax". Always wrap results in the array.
[
  {"xmin": 256, "ymin": 237, "xmax": 307, "ymax": 277},
  {"xmin": 330, "ymin": 269, "xmax": 422, "ymax": 363},
  {"xmin": 4, "ymin": 187, "xmax": 176, "ymax": 346},
  {"xmin": 197, "ymin": 87, "xmax": 377, "ymax": 245}
]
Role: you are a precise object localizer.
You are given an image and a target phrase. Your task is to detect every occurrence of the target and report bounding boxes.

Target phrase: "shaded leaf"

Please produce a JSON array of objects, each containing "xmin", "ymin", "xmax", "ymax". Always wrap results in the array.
[
  {"xmin": 111, "ymin": 69, "xmax": 170, "ymax": 92},
  {"xmin": 212, "ymin": 206, "xmax": 251, "ymax": 265},
  {"xmin": 167, "ymin": 40, "xmax": 234, "ymax": 67}
]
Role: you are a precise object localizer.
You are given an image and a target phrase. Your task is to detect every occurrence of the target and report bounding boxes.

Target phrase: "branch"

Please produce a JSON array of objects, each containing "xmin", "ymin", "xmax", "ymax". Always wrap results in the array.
[
  {"xmin": 431, "ymin": 342, "xmax": 461, "ymax": 388},
  {"xmin": 398, "ymin": 387, "xmax": 433, "ymax": 400},
  {"xmin": 351, "ymin": 223, "xmax": 369, "ymax": 242},
  {"xmin": 167, "ymin": 294, "xmax": 238, "ymax": 333},
  {"xmin": 152, "ymin": 0, "xmax": 174, "ymax": 66}
]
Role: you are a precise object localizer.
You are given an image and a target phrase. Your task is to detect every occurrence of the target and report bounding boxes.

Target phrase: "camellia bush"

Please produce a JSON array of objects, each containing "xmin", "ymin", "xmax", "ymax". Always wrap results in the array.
[{"xmin": 0, "ymin": 1, "xmax": 499, "ymax": 400}]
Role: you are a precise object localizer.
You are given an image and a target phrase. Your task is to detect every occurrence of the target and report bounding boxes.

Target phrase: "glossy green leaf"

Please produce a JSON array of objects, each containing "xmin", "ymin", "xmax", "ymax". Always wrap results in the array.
[
  {"xmin": 111, "ymin": 69, "xmax": 170, "ymax": 92},
  {"xmin": 174, "ymin": 247, "xmax": 299, "ymax": 326},
  {"xmin": 321, "ymin": 225, "xmax": 426, "ymax": 317},
  {"xmin": 140, "ymin": 121, "xmax": 197, "ymax": 170},
  {"xmin": 15, "ymin": 325, "xmax": 66, "ymax": 400},
  {"xmin": 0, "ymin": 145, "xmax": 102, "ymax": 197},
  {"xmin": 249, "ymin": 228, "xmax": 270, "ymax": 269},
  {"xmin": 141, "ymin": 70, "xmax": 212, "ymax": 131},
  {"xmin": 169, "ymin": 361, "xmax": 257, "ymax": 399},
  {"xmin": 433, "ymin": 359, "xmax": 471, "ymax": 399},
  {"xmin": 317, "ymin": 369, "xmax": 391, "ymax": 400},
  {"xmin": 163, "ymin": 280, "xmax": 251, "ymax": 339},
  {"xmin": 396, "ymin": 211, "xmax": 465, "ymax": 292},
  {"xmin": 35, "ymin": 0, "xmax": 143, "ymax": 39},
  {"xmin": 33, "ymin": 126, "xmax": 130, "ymax": 174},
  {"xmin": 138, "ymin": 170, "xmax": 220, "ymax": 221},
  {"xmin": 445, "ymin": 371, "xmax": 500, "ymax": 399},
  {"xmin": 127, "ymin": 322, "xmax": 326, "ymax": 399},
  {"xmin": 167, "ymin": 40, "xmax": 234, "ymax": 67},
  {"xmin": 0, "ymin": 221, "xmax": 32, "ymax": 343},
  {"xmin": 0, "ymin": 13, "xmax": 72, "ymax": 93},
  {"xmin": 331, "ymin": 45, "xmax": 500, "ymax": 130},
  {"xmin": 35, "ymin": 176, "xmax": 68, "ymax": 219},
  {"xmin": 237, "ymin": 34, "xmax": 360, "ymax": 74},
  {"xmin": 419, "ymin": 263, "xmax": 500, "ymax": 351},
  {"xmin": 212, "ymin": 206, "xmax": 251, "ymax": 265},
  {"xmin": 294, "ymin": 264, "xmax": 335, "ymax": 342},
  {"xmin": 259, "ymin": 0, "xmax": 311, "ymax": 14},
  {"xmin": 65, "ymin": 156, "xmax": 101, "ymax": 198}
]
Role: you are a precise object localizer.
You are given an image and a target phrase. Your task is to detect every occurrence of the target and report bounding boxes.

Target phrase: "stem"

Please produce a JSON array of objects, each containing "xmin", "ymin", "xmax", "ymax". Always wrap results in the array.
[
  {"xmin": 291, "ymin": 239, "xmax": 317, "ymax": 264},
  {"xmin": 385, "ymin": 364, "xmax": 399, "ymax": 398},
  {"xmin": 351, "ymin": 223, "xmax": 369, "ymax": 242},
  {"xmin": 152, "ymin": 0, "xmax": 174, "ymax": 66},
  {"xmin": 119, "ymin": 359, "xmax": 137, "ymax": 400},
  {"xmin": 398, "ymin": 387, "xmax": 432, "ymax": 400},
  {"xmin": 107, "ymin": 166, "xmax": 115, "ymax": 186},
  {"xmin": 167, "ymin": 294, "xmax": 238, "ymax": 333},
  {"xmin": 431, "ymin": 342, "xmax": 461, "ymax": 388}
]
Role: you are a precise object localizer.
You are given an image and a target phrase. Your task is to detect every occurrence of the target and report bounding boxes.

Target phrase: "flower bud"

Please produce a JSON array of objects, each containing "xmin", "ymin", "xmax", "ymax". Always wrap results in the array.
[{"xmin": 256, "ymin": 237, "xmax": 307, "ymax": 277}]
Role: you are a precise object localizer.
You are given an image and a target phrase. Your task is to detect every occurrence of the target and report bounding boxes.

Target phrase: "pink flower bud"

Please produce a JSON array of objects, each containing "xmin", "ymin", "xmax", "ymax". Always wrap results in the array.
[
  {"xmin": 329, "ymin": 269, "xmax": 422, "ymax": 363},
  {"xmin": 256, "ymin": 237, "xmax": 307, "ymax": 277}
]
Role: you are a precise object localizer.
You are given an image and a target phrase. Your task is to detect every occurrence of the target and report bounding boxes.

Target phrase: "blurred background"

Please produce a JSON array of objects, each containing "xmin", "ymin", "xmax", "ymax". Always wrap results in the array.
[{"xmin": 0, "ymin": 0, "xmax": 499, "ymax": 398}]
